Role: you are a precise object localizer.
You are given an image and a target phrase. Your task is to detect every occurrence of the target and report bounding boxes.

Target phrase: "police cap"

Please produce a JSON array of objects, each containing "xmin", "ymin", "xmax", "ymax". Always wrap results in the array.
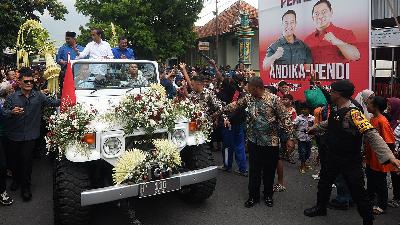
[{"xmin": 330, "ymin": 79, "xmax": 355, "ymax": 99}]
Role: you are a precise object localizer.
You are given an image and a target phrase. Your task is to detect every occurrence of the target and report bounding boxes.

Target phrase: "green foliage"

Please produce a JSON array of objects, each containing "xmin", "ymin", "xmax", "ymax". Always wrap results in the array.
[
  {"xmin": 75, "ymin": 0, "xmax": 203, "ymax": 60},
  {"xmin": 0, "ymin": 0, "xmax": 68, "ymax": 51}
]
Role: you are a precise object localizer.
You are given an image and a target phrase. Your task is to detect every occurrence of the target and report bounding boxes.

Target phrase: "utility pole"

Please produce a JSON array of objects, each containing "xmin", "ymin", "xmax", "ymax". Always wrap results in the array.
[{"xmin": 215, "ymin": 0, "xmax": 219, "ymax": 65}]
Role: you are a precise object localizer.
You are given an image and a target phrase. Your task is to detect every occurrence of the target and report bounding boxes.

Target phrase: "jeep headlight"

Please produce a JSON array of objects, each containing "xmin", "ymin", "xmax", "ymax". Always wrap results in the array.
[
  {"xmin": 171, "ymin": 129, "xmax": 187, "ymax": 149},
  {"xmin": 102, "ymin": 136, "xmax": 123, "ymax": 158}
]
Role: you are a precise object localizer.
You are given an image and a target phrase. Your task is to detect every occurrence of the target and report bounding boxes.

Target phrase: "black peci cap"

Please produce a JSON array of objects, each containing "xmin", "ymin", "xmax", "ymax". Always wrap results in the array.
[{"xmin": 65, "ymin": 31, "xmax": 76, "ymax": 38}]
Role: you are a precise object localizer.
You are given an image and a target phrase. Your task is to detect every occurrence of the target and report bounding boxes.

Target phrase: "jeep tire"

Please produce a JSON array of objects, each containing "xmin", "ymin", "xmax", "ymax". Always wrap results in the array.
[
  {"xmin": 180, "ymin": 144, "xmax": 216, "ymax": 202},
  {"xmin": 53, "ymin": 160, "xmax": 90, "ymax": 225}
]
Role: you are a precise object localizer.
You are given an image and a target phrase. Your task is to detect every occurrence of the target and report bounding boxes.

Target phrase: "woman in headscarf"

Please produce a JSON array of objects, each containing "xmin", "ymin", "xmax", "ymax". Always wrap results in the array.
[
  {"xmin": 387, "ymin": 97, "xmax": 400, "ymax": 208},
  {"xmin": 388, "ymin": 98, "xmax": 400, "ymax": 130},
  {"xmin": 355, "ymin": 89, "xmax": 375, "ymax": 120}
]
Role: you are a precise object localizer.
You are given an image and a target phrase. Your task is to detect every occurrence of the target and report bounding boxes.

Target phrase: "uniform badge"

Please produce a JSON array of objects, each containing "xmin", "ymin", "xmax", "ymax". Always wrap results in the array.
[{"xmin": 350, "ymin": 110, "xmax": 374, "ymax": 134}]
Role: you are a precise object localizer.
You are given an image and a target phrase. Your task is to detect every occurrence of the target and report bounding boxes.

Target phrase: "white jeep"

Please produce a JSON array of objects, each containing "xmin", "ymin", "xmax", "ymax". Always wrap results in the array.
[{"xmin": 53, "ymin": 59, "xmax": 217, "ymax": 225}]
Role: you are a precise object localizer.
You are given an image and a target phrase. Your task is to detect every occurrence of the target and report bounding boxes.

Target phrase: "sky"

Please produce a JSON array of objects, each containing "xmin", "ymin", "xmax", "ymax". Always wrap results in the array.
[{"xmin": 39, "ymin": 0, "xmax": 258, "ymax": 47}]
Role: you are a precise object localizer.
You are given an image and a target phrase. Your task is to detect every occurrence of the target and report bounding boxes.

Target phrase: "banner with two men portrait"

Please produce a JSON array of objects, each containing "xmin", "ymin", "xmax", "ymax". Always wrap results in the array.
[{"xmin": 259, "ymin": 0, "xmax": 370, "ymax": 99}]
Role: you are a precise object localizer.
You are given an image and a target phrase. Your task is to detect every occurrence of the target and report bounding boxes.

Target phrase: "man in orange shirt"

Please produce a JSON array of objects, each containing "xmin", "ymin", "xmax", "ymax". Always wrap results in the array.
[{"xmin": 365, "ymin": 96, "xmax": 396, "ymax": 215}]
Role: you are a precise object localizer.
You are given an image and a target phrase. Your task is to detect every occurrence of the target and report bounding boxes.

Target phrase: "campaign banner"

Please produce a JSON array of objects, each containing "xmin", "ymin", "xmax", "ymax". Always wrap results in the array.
[{"xmin": 259, "ymin": 0, "xmax": 370, "ymax": 99}]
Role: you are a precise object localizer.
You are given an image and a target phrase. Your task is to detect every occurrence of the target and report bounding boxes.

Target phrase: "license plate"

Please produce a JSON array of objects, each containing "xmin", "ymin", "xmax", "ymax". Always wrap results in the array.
[{"xmin": 138, "ymin": 177, "xmax": 181, "ymax": 198}]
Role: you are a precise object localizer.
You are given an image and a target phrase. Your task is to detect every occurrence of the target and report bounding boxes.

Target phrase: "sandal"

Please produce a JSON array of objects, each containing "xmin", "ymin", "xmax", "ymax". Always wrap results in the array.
[
  {"xmin": 217, "ymin": 165, "xmax": 231, "ymax": 172},
  {"xmin": 372, "ymin": 206, "xmax": 385, "ymax": 215},
  {"xmin": 388, "ymin": 199, "xmax": 400, "ymax": 208},
  {"xmin": 273, "ymin": 184, "xmax": 286, "ymax": 192}
]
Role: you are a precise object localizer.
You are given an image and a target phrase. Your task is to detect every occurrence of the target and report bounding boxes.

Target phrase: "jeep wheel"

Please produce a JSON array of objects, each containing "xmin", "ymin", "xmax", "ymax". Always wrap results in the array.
[
  {"xmin": 53, "ymin": 160, "xmax": 90, "ymax": 225},
  {"xmin": 180, "ymin": 144, "xmax": 216, "ymax": 202}
]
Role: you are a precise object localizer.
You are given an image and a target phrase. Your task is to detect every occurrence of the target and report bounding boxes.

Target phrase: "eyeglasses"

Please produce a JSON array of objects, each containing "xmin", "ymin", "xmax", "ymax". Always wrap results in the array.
[{"xmin": 23, "ymin": 80, "xmax": 34, "ymax": 84}]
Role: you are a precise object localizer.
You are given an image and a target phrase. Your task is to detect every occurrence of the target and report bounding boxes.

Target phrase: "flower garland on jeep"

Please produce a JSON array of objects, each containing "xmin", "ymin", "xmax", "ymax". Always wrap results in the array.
[
  {"xmin": 173, "ymin": 98, "xmax": 213, "ymax": 142},
  {"xmin": 45, "ymin": 104, "xmax": 97, "ymax": 160},
  {"xmin": 105, "ymin": 84, "xmax": 212, "ymax": 142},
  {"xmin": 107, "ymin": 84, "xmax": 176, "ymax": 134},
  {"xmin": 112, "ymin": 139, "xmax": 181, "ymax": 185}
]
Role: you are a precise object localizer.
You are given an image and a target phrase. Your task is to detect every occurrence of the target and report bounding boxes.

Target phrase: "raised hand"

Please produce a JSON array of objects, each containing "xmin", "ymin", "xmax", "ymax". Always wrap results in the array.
[
  {"xmin": 274, "ymin": 47, "xmax": 284, "ymax": 60},
  {"xmin": 179, "ymin": 62, "xmax": 187, "ymax": 70},
  {"xmin": 324, "ymin": 32, "xmax": 342, "ymax": 46}
]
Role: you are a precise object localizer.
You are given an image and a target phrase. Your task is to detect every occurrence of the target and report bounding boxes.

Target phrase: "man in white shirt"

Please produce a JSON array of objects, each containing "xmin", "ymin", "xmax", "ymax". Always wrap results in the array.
[
  {"xmin": 75, "ymin": 28, "xmax": 113, "ymax": 84},
  {"xmin": 75, "ymin": 28, "xmax": 114, "ymax": 60}
]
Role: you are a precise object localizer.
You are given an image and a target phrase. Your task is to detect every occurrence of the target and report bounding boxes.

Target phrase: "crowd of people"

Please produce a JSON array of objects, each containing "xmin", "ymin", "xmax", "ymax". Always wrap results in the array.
[
  {"xmin": 156, "ymin": 54, "xmax": 400, "ymax": 225},
  {"xmin": 158, "ymin": 56, "xmax": 400, "ymax": 225},
  {"xmin": 1, "ymin": 26, "xmax": 400, "ymax": 225}
]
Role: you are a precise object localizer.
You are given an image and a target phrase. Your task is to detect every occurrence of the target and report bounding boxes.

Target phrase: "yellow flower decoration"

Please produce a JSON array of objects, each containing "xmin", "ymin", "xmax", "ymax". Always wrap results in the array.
[
  {"xmin": 153, "ymin": 139, "xmax": 182, "ymax": 169},
  {"xmin": 112, "ymin": 149, "xmax": 149, "ymax": 185},
  {"xmin": 150, "ymin": 83, "xmax": 167, "ymax": 98}
]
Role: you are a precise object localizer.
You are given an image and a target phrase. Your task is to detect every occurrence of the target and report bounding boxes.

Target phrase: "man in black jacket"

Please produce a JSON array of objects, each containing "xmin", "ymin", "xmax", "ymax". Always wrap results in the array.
[{"xmin": 2, "ymin": 67, "xmax": 60, "ymax": 201}]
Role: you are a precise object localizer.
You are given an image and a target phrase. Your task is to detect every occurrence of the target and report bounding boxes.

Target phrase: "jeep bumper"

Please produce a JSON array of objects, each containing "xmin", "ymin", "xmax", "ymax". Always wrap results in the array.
[{"xmin": 81, "ymin": 166, "xmax": 217, "ymax": 206}]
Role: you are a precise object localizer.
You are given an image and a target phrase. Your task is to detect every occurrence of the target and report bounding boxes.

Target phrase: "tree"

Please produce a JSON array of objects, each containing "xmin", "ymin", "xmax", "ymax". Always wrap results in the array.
[
  {"xmin": 75, "ymin": 0, "xmax": 203, "ymax": 60},
  {"xmin": 0, "ymin": 0, "xmax": 68, "ymax": 52}
]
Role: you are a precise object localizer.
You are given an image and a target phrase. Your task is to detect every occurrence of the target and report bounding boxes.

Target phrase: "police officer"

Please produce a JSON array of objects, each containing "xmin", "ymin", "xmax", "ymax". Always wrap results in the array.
[{"xmin": 304, "ymin": 80, "xmax": 400, "ymax": 225}]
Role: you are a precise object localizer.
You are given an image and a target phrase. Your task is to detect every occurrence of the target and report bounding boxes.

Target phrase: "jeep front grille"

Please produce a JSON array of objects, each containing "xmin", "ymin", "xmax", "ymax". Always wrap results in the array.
[{"xmin": 125, "ymin": 133, "xmax": 169, "ymax": 151}]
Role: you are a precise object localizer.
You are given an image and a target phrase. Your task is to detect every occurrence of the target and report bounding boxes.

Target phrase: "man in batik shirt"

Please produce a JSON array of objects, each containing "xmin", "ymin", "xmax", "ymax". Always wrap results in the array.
[
  {"xmin": 188, "ymin": 75, "xmax": 225, "ymax": 119},
  {"xmin": 126, "ymin": 64, "xmax": 148, "ymax": 87},
  {"xmin": 221, "ymin": 76, "xmax": 295, "ymax": 208}
]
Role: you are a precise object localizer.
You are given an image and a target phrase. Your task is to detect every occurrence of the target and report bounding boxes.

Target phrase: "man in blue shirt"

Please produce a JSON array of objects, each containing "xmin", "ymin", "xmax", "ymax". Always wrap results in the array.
[
  {"xmin": 56, "ymin": 31, "xmax": 84, "ymax": 92},
  {"xmin": 112, "ymin": 37, "xmax": 136, "ymax": 59},
  {"xmin": 56, "ymin": 31, "xmax": 84, "ymax": 67}
]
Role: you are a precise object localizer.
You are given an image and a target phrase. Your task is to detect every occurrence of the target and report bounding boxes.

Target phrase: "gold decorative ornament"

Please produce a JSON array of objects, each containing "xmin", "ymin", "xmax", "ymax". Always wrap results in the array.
[{"xmin": 16, "ymin": 19, "xmax": 60, "ymax": 93}]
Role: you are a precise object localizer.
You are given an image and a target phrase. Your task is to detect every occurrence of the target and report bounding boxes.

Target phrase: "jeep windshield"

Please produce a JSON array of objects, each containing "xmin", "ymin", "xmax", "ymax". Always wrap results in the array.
[{"xmin": 72, "ymin": 61, "xmax": 157, "ymax": 90}]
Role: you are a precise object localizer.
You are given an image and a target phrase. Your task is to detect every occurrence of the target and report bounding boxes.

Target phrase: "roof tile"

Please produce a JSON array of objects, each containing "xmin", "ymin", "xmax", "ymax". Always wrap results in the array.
[{"xmin": 196, "ymin": 0, "xmax": 258, "ymax": 39}]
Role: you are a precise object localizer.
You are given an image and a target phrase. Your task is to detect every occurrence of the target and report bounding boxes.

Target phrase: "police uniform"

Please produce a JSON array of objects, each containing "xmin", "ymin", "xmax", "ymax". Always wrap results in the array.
[{"xmin": 304, "ymin": 80, "xmax": 397, "ymax": 225}]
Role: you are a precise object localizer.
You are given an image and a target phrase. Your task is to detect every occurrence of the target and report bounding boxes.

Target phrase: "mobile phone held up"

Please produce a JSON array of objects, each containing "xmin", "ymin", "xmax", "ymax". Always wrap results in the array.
[{"xmin": 198, "ymin": 52, "xmax": 212, "ymax": 62}]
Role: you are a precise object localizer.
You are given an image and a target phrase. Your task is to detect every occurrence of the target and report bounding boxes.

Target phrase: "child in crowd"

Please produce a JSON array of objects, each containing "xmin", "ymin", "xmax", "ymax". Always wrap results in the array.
[
  {"xmin": 273, "ymin": 94, "xmax": 297, "ymax": 193},
  {"xmin": 281, "ymin": 94, "xmax": 297, "ymax": 162},
  {"xmin": 294, "ymin": 102, "xmax": 314, "ymax": 174},
  {"xmin": 282, "ymin": 94, "xmax": 297, "ymax": 121},
  {"xmin": 365, "ymin": 96, "xmax": 396, "ymax": 215}
]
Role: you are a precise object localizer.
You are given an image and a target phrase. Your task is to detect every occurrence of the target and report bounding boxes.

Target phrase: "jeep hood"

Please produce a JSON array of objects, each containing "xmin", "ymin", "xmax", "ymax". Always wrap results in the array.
[{"xmin": 75, "ymin": 88, "xmax": 147, "ymax": 114}]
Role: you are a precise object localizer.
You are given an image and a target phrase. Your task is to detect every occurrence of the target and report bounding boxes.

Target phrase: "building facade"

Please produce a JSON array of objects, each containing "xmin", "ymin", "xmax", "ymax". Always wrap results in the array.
[{"xmin": 184, "ymin": 0, "xmax": 260, "ymax": 70}]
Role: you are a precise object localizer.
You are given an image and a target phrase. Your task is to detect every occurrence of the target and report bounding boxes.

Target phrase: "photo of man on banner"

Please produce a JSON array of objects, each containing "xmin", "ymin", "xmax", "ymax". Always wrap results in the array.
[
  {"xmin": 263, "ymin": 10, "xmax": 312, "ymax": 70},
  {"xmin": 305, "ymin": 0, "xmax": 361, "ymax": 64}
]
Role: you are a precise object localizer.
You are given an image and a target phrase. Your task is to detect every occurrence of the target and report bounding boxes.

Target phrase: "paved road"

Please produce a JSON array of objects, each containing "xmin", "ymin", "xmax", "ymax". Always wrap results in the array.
[{"xmin": 1, "ymin": 152, "xmax": 400, "ymax": 225}]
